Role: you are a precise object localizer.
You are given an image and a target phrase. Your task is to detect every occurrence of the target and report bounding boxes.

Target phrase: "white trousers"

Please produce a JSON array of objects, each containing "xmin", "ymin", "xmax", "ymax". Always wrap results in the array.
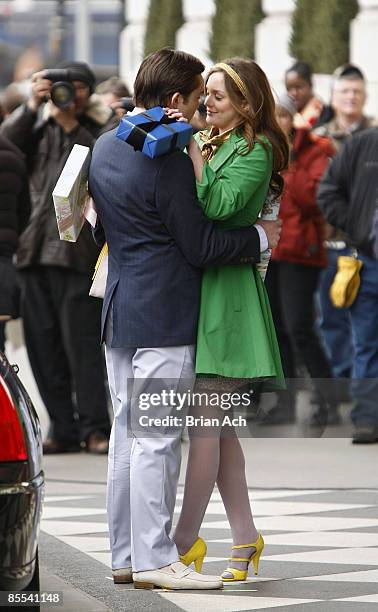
[{"xmin": 105, "ymin": 318, "xmax": 195, "ymax": 571}]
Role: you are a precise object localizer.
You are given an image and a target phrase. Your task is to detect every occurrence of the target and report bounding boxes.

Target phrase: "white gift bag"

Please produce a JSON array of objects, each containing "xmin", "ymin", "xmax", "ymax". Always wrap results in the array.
[{"xmin": 53, "ymin": 144, "xmax": 91, "ymax": 242}]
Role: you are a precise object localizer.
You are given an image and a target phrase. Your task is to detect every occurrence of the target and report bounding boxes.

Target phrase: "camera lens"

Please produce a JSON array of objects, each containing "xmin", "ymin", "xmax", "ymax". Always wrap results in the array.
[{"xmin": 50, "ymin": 82, "xmax": 75, "ymax": 109}]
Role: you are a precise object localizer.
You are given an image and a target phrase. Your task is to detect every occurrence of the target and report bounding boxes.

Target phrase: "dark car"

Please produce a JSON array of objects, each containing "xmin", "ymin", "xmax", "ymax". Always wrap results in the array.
[{"xmin": 0, "ymin": 351, "xmax": 44, "ymax": 592}]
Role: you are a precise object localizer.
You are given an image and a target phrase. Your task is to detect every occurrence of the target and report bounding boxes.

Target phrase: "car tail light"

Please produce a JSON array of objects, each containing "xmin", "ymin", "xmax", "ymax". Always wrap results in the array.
[{"xmin": 0, "ymin": 375, "xmax": 27, "ymax": 461}]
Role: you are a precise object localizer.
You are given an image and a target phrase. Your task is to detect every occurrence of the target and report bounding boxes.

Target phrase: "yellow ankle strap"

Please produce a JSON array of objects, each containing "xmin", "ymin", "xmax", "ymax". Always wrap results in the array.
[{"xmin": 232, "ymin": 542, "xmax": 257, "ymax": 549}]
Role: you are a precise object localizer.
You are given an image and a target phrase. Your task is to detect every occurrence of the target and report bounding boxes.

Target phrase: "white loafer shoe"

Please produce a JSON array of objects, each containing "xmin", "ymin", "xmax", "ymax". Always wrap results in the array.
[
  {"xmin": 112, "ymin": 567, "xmax": 133, "ymax": 584},
  {"xmin": 133, "ymin": 561, "xmax": 223, "ymax": 590}
]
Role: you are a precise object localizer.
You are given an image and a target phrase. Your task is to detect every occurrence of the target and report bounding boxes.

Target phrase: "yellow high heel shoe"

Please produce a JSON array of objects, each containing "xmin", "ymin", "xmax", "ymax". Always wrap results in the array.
[
  {"xmin": 221, "ymin": 534, "xmax": 264, "ymax": 582},
  {"xmin": 179, "ymin": 537, "xmax": 207, "ymax": 573}
]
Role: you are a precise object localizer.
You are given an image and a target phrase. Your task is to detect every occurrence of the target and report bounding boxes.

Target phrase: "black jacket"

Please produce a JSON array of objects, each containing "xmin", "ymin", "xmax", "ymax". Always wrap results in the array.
[
  {"xmin": 89, "ymin": 129, "xmax": 261, "ymax": 348},
  {"xmin": 0, "ymin": 134, "xmax": 31, "ymax": 316},
  {"xmin": 317, "ymin": 127, "xmax": 378, "ymax": 256},
  {"xmin": 1, "ymin": 99, "xmax": 111, "ymax": 272},
  {"xmin": 0, "ymin": 134, "xmax": 30, "ymax": 256}
]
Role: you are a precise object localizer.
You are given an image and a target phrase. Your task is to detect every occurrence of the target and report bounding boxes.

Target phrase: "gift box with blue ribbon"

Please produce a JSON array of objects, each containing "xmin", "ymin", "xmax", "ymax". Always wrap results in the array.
[{"xmin": 116, "ymin": 106, "xmax": 193, "ymax": 158}]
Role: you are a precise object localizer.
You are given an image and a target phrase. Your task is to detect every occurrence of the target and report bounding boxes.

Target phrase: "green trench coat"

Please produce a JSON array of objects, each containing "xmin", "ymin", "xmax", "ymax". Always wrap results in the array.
[{"xmin": 194, "ymin": 130, "xmax": 284, "ymax": 386}]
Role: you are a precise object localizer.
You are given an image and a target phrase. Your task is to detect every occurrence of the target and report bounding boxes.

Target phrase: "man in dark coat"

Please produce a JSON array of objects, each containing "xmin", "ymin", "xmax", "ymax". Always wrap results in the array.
[
  {"xmin": 0, "ymin": 134, "xmax": 30, "ymax": 351},
  {"xmin": 318, "ymin": 127, "xmax": 378, "ymax": 443},
  {"xmin": 1, "ymin": 61, "xmax": 112, "ymax": 454},
  {"xmin": 315, "ymin": 65, "xmax": 373, "ymax": 395}
]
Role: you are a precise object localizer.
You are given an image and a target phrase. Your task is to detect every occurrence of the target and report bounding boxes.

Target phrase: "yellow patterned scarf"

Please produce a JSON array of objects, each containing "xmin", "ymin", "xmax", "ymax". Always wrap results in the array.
[{"xmin": 199, "ymin": 125, "xmax": 243, "ymax": 161}]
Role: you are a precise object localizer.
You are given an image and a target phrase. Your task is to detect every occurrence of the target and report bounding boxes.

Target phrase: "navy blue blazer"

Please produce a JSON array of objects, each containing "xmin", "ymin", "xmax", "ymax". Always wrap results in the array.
[{"xmin": 89, "ymin": 129, "xmax": 261, "ymax": 348}]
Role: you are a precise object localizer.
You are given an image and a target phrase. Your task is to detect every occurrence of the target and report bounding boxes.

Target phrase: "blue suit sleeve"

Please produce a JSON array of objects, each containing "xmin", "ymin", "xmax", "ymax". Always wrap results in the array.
[{"xmin": 155, "ymin": 152, "xmax": 261, "ymax": 268}]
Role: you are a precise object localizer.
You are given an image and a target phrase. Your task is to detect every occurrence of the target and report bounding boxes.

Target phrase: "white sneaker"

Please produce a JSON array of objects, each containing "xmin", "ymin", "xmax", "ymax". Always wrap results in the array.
[
  {"xmin": 133, "ymin": 561, "xmax": 223, "ymax": 590},
  {"xmin": 112, "ymin": 567, "xmax": 133, "ymax": 584}
]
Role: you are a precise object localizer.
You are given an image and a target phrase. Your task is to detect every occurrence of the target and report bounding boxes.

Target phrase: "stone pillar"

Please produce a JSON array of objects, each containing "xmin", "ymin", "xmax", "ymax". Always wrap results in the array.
[
  {"xmin": 176, "ymin": 0, "xmax": 215, "ymax": 71},
  {"xmin": 351, "ymin": 0, "xmax": 378, "ymax": 116},
  {"xmin": 119, "ymin": 0, "xmax": 149, "ymax": 90},
  {"xmin": 74, "ymin": 0, "xmax": 91, "ymax": 63},
  {"xmin": 255, "ymin": 0, "xmax": 295, "ymax": 88},
  {"xmin": 255, "ymin": 1, "xmax": 334, "ymax": 107}
]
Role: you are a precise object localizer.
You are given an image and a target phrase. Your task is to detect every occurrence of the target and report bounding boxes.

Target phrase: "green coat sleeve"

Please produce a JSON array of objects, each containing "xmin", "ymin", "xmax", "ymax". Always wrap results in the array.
[{"xmin": 196, "ymin": 140, "xmax": 272, "ymax": 221}]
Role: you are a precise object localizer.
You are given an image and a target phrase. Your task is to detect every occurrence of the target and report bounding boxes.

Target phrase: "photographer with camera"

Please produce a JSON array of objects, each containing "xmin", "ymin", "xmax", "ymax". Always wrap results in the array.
[{"xmin": 1, "ymin": 61, "xmax": 112, "ymax": 454}]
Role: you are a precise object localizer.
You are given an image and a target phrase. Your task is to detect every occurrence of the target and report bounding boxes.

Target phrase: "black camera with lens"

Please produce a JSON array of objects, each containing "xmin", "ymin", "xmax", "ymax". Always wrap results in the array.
[{"xmin": 43, "ymin": 68, "xmax": 91, "ymax": 109}]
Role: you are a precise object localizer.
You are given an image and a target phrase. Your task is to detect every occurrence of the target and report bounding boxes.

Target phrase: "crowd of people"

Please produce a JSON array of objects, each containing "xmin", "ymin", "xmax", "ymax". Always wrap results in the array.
[
  {"xmin": 276, "ymin": 61, "xmax": 378, "ymax": 443},
  {"xmin": 1, "ymin": 45, "xmax": 378, "ymax": 590},
  {"xmin": 0, "ymin": 53, "xmax": 378, "ymax": 444}
]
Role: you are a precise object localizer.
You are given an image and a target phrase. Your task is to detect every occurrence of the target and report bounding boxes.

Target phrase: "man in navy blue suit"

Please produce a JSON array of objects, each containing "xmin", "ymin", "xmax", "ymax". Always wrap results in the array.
[{"xmin": 89, "ymin": 48, "xmax": 281, "ymax": 590}]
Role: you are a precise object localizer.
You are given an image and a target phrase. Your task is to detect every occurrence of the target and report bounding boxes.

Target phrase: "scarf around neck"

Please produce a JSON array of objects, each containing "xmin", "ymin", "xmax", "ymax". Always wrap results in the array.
[{"xmin": 199, "ymin": 124, "xmax": 243, "ymax": 161}]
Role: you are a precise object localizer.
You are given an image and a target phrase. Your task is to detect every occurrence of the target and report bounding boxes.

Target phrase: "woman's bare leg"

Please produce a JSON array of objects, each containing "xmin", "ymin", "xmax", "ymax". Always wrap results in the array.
[
  {"xmin": 217, "ymin": 429, "xmax": 259, "ymax": 573},
  {"xmin": 174, "ymin": 435, "xmax": 220, "ymax": 555},
  {"xmin": 174, "ymin": 383, "xmax": 260, "ymax": 569}
]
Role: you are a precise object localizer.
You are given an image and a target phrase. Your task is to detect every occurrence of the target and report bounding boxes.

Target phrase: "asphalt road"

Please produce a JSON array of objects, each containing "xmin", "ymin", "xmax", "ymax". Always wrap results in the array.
[
  {"xmin": 4, "ymin": 321, "xmax": 378, "ymax": 611},
  {"xmin": 35, "ymin": 439, "xmax": 378, "ymax": 612}
]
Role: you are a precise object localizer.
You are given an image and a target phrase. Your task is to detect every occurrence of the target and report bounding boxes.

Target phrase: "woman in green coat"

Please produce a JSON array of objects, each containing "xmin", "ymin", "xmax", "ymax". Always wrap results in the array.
[{"xmin": 174, "ymin": 59, "xmax": 289, "ymax": 581}]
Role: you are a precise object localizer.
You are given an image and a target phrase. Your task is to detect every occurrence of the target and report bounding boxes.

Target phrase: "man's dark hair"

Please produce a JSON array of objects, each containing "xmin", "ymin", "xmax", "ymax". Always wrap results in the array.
[
  {"xmin": 286, "ymin": 61, "xmax": 313, "ymax": 85},
  {"xmin": 133, "ymin": 48, "xmax": 204, "ymax": 108},
  {"xmin": 333, "ymin": 63, "xmax": 365, "ymax": 82}
]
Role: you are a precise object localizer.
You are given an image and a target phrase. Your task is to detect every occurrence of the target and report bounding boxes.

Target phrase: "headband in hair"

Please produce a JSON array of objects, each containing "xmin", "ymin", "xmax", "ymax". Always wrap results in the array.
[{"xmin": 214, "ymin": 62, "xmax": 248, "ymax": 99}]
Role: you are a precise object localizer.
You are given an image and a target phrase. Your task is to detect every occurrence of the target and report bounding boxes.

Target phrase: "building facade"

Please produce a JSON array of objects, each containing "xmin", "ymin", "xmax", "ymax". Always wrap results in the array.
[{"xmin": 120, "ymin": 0, "xmax": 378, "ymax": 117}]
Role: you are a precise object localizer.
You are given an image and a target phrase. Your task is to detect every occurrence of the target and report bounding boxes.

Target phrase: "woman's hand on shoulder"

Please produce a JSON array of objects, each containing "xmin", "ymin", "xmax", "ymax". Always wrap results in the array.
[{"xmin": 163, "ymin": 108, "xmax": 188, "ymax": 123}]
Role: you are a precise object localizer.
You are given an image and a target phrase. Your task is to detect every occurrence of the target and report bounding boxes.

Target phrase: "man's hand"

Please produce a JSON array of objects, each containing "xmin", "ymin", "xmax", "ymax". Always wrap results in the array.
[
  {"xmin": 28, "ymin": 70, "xmax": 52, "ymax": 113},
  {"xmin": 256, "ymin": 218, "xmax": 282, "ymax": 249},
  {"xmin": 324, "ymin": 222, "xmax": 336, "ymax": 240},
  {"xmin": 110, "ymin": 100, "xmax": 127, "ymax": 119},
  {"xmin": 49, "ymin": 101, "xmax": 79, "ymax": 134}
]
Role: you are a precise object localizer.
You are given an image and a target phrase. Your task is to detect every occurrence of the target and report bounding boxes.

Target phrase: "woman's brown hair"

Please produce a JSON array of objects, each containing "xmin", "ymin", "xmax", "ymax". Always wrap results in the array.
[{"xmin": 206, "ymin": 58, "xmax": 289, "ymax": 197}]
